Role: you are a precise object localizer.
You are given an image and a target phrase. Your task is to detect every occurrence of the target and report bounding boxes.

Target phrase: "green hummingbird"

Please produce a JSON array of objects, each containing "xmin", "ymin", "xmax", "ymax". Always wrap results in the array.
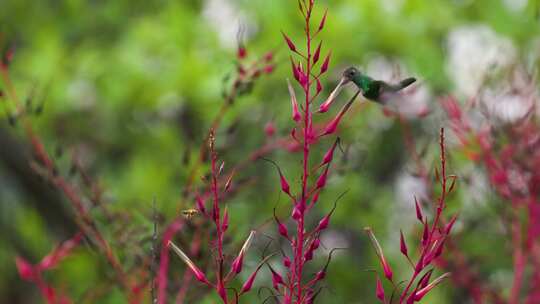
[{"xmin": 341, "ymin": 67, "xmax": 416, "ymax": 104}]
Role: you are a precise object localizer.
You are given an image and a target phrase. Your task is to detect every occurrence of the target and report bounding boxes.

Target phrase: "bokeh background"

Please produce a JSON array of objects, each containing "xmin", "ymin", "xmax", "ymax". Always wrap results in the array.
[{"xmin": 1, "ymin": 0, "xmax": 539, "ymax": 303}]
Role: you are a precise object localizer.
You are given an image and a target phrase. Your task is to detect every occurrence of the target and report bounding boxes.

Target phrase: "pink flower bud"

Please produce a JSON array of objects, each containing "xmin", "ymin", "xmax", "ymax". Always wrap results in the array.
[
  {"xmin": 241, "ymin": 270, "xmax": 258, "ymax": 293},
  {"xmin": 318, "ymin": 78, "xmax": 346, "ymax": 113},
  {"xmin": 365, "ymin": 227, "xmax": 393, "ymax": 281},
  {"xmin": 274, "ymin": 208, "xmax": 289, "ymax": 239},
  {"xmin": 264, "ymin": 51, "xmax": 273, "ymax": 62},
  {"xmin": 264, "ymin": 64, "xmax": 275, "ymax": 74},
  {"xmin": 314, "ymin": 269, "xmax": 326, "ymax": 282},
  {"xmin": 316, "ymin": 78, "xmax": 323, "ymax": 94},
  {"xmin": 322, "ymin": 90, "xmax": 359, "ymax": 136},
  {"xmin": 313, "ymin": 41, "xmax": 322, "ymax": 64},
  {"xmin": 291, "ymin": 58, "xmax": 300, "ymax": 82},
  {"xmin": 264, "ymin": 121, "xmax": 276, "ymax": 137},
  {"xmin": 318, "ymin": 9, "xmax": 328, "ymax": 31},
  {"xmin": 168, "ymin": 241, "xmax": 210, "ymax": 285},
  {"xmin": 415, "ymin": 197, "xmax": 423, "ymax": 222},
  {"xmin": 240, "ymin": 255, "xmax": 271, "ymax": 294},
  {"xmin": 217, "ymin": 282, "xmax": 227, "ymax": 302},
  {"xmin": 224, "ymin": 169, "xmax": 236, "ymax": 192},
  {"xmin": 287, "ymin": 79, "xmax": 302, "ymax": 122},
  {"xmin": 282, "ymin": 32, "xmax": 297, "ymax": 52},
  {"xmin": 445, "ymin": 214, "xmax": 458, "ymax": 235},
  {"xmin": 231, "ymin": 231, "xmax": 256, "ymax": 274},
  {"xmin": 319, "ymin": 52, "xmax": 331, "ymax": 75},
  {"xmin": 311, "ymin": 191, "xmax": 320, "ymax": 206},
  {"xmin": 269, "ymin": 266, "xmax": 285, "ymax": 290},
  {"xmin": 322, "ymin": 138, "xmax": 340, "ymax": 166},
  {"xmin": 316, "ymin": 166, "xmax": 329, "ymax": 189},
  {"xmin": 292, "ymin": 203, "xmax": 303, "ymax": 220},
  {"xmin": 305, "ymin": 238, "xmax": 320, "ymax": 261},
  {"xmin": 237, "ymin": 46, "xmax": 247, "ymax": 59},
  {"xmin": 222, "ymin": 206, "xmax": 229, "ymax": 232},
  {"xmin": 283, "ymin": 255, "xmax": 291, "ymax": 268},
  {"xmin": 196, "ymin": 195, "xmax": 206, "ymax": 215},
  {"xmin": 422, "ymin": 219, "xmax": 429, "ymax": 246},
  {"xmin": 376, "ymin": 275, "xmax": 385, "ymax": 302},
  {"xmin": 418, "ymin": 269, "xmax": 433, "ymax": 289},
  {"xmin": 413, "ymin": 273, "xmax": 451, "ymax": 301},
  {"xmin": 231, "ymin": 254, "xmax": 244, "ymax": 274},
  {"xmin": 400, "ymin": 230, "xmax": 408, "ymax": 257},
  {"xmin": 15, "ymin": 257, "xmax": 35, "ymax": 281},
  {"xmin": 39, "ymin": 232, "xmax": 83, "ymax": 271}
]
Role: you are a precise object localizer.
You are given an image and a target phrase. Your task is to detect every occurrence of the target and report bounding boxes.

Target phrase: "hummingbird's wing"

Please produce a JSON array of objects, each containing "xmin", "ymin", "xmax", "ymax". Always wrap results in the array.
[{"xmin": 386, "ymin": 77, "xmax": 416, "ymax": 92}]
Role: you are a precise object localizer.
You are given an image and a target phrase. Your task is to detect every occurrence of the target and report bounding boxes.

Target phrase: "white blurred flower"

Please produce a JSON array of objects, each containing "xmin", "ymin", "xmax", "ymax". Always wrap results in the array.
[
  {"xmin": 447, "ymin": 25, "xmax": 517, "ymax": 97},
  {"xmin": 502, "ymin": 0, "xmax": 528, "ymax": 12},
  {"xmin": 480, "ymin": 87, "xmax": 533, "ymax": 124},
  {"xmin": 203, "ymin": 0, "xmax": 253, "ymax": 48}
]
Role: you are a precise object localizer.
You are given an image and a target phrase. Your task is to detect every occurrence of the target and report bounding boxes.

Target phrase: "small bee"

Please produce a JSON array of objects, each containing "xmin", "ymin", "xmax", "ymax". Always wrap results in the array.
[{"xmin": 181, "ymin": 209, "xmax": 199, "ymax": 220}]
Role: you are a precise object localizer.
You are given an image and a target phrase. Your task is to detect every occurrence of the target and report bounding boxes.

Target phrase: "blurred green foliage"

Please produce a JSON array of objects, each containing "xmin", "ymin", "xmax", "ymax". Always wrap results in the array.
[{"xmin": 1, "ymin": 0, "xmax": 539, "ymax": 303}]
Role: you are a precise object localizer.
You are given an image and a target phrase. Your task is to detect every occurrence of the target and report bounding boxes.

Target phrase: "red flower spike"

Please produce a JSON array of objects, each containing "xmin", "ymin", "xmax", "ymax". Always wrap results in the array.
[
  {"xmin": 400, "ymin": 230, "xmax": 408, "ymax": 257},
  {"xmin": 414, "ymin": 197, "xmax": 423, "ymax": 222},
  {"xmin": 15, "ymin": 257, "xmax": 35, "ymax": 281},
  {"xmin": 413, "ymin": 273, "xmax": 451, "ymax": 301},
  {"xmin": 287, "ymin": 79, "xmax": 302, "ymax": 122},
  {"xmin": 376, "ymin": 275, "xmax": 386, "ymax": 302},
  {"xmin": 318, "ymin": 9, "xmax": 328, "ymax": 31},
  {"xmin": 313, "ymin": 41, "xmax": 322, "ymax": 64},
  {"xmin": 322, "ymin": 90, "xmax": 360, "ymax": 136},
  {"xmin": 319, "ymin": 52, "xmax": 331, "ymax": 75},
  {"xmin": 282, "ymin": 31, "xmax": 297, "ymax": 52},
  {"xmin": 274, "ymin": 208, "xmax": 289, "ymax": 239},
  {"xmin": 364, "ymin": 227, "xmax": 393, "ymax": 281},
  {"xmin": 316, "ymin": 165, "xmax": 329, "ymax": 189}
]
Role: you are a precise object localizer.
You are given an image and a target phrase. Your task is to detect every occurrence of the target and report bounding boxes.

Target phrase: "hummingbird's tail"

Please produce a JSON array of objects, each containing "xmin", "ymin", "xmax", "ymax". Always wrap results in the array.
[{"xmin": 398, "ymin": 77, "xmax": 416, "ymax": 89}]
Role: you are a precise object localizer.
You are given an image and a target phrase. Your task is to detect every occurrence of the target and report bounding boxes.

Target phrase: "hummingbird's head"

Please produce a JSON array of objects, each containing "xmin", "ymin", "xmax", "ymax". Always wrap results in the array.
[{"xmin": 342, "ymin": 67, "xmax": 360, "ymax": 81}]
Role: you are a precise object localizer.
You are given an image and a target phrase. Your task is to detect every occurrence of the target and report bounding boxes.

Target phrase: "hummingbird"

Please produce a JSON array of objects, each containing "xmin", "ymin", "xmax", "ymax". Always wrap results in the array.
[{"xmin": 341, "ymin": 67, "xmax": 417, "ymax": 104}]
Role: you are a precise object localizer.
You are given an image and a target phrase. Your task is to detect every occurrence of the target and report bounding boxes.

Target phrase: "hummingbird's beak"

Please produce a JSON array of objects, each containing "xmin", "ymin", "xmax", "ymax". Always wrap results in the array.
[{"xmin": 318, "ymin": 77, "xmax": 348, "ymax": 113}]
